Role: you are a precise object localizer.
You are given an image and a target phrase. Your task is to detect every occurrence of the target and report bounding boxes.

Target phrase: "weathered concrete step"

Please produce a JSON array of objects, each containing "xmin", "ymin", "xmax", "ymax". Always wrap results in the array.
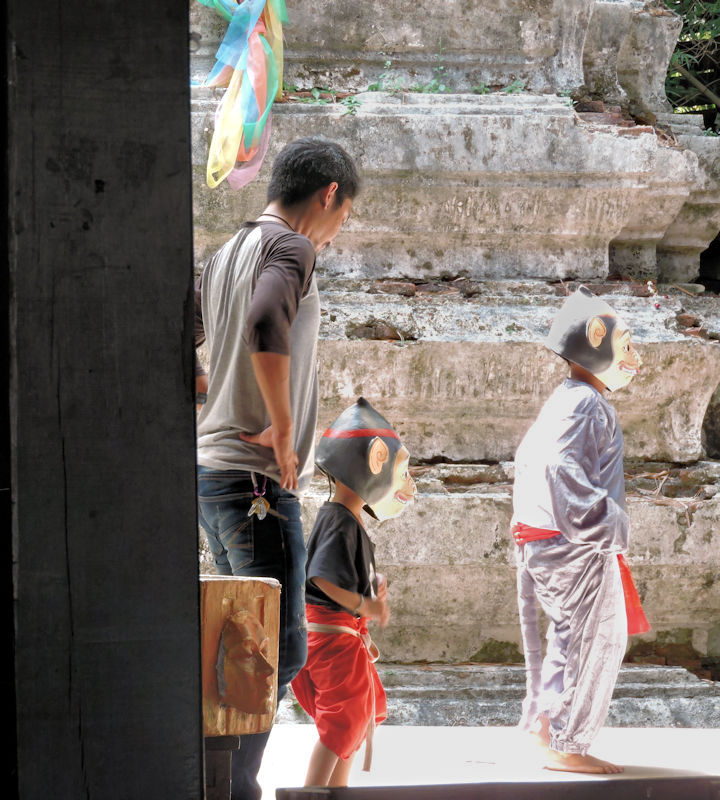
[
  {"xmin": 277, "ymin": 665, "xmax": 720, "ymax": 727},
  {"xmin": 293, "ymin": 485, "xmax": 720, "ymax": 665},
  {"xmin": 300, "ymin": 480, "xmax": 720, "ymax": 573},
  {"xmin": 313, "ymin": 280, "xmax": 720, "ymax": 463},
  {"xmin": 408, "ymin": 461, "xmax": 720, "ymax": 502},
  {"xmin": 190, "ymin": 92, "xmax": 711, "ymax": 283},
  {"xmin": 314, "ymin": 337, "xmax": 720, "ymax": 465},
  {"xmin": 199, "ymin": 469, "xmax": 719, "ymax": 666},
  {"xmin": 194, "ymin": 279, "xmax": 720, "ymax": 464},
  {"xmin": 315, "ymin": 339, "xmax": 720, "ymax": 465},
  {"xmin": 190, "ymin": 0, "xmax": 678, "ymax": 106},
  {"xmin": 378, "ymin": 664, "xmax": 720, "ymax": 691},
  {"xmin": 189, "ymin": 0, "xmax": 594, "ymax": 94},
  {"xmin": 317, "ymin": 280, "xmax": 720, "ymax": 344},
  {"xmin": 189, "ymin": 1, "xmax": 720, "ymax": 283}
]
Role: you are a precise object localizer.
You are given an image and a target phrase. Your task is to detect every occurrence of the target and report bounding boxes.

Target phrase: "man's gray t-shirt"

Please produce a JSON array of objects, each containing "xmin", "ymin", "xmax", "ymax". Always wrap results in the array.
[{"xmin": 195, "ymin": 220, "xmax": 320, "ymax": 494}]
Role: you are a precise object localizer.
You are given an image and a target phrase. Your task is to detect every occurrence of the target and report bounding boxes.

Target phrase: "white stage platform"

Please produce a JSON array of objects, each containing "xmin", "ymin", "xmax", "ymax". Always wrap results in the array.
[{"xmin": 261, "ymin": 725, "xmax": 720, "ymax": 798}]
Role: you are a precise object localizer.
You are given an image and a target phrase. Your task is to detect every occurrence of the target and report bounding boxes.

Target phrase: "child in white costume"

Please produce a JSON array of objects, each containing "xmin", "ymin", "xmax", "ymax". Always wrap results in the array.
[{"xmin": 512, "ymin": 286, "xmax": 649, "ymax": 774}]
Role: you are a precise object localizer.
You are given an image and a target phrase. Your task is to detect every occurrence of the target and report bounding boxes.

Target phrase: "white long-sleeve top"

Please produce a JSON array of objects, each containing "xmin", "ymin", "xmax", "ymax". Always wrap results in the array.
[{"xmin": 512, "ymin": 379, "xmax": 629, "ymax": 554}]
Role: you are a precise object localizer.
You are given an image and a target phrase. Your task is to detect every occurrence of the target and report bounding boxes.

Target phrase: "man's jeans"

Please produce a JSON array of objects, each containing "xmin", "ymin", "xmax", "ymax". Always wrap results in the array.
[{"xmin": 197, "ymin": 466, "xmax": 308, "ymax": 800}]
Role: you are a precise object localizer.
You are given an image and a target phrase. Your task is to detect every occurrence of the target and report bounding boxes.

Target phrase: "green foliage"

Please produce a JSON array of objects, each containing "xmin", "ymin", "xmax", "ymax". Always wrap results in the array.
[
  {"xmin": 413, "ymin": 64, "xmax": 451, "ymax": 94},
  {"xmin": 416, "ymin": 40, "xmax": 453, "ymax": 94},
  {"xmin": 501, "ymin": 79, "xmax": 526, "ymax": 94},
  {"xmin": 284, "ymin": 85, "xmax": 360, "ymax": 116},
  {"xmin": 295, "ymin": 87, "xmax": 333, "ymax": 105},
  {"xmin": 341, "ymin": 95, "xmax": 361, "ymax": 116},
  {"xmin": 368, "ymin": 52, "xmax": 453, "ymax": 94},
  {"xmin": 472, "ymin": 83, "xmax": 491, "ymax": 94},
  {"xmin": 368, "ymin": 59, "xmax": 405, "ymax": 92},
  {"xmin": 664, "ymin": 1, "xmax": 720, "ymax": 125}
]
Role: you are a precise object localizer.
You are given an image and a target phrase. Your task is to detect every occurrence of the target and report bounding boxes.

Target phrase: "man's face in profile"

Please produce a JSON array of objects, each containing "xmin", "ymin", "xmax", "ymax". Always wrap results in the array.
[{"xmin": 314, "ymin": 194, "xmax": 353, "ymax": 253}]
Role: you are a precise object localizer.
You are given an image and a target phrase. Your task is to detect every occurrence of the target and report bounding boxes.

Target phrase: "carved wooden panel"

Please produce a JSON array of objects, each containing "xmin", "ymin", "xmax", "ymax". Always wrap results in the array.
[{"xmin": 201, "ymin": 576, "xmax": 281, "ymax": 736}]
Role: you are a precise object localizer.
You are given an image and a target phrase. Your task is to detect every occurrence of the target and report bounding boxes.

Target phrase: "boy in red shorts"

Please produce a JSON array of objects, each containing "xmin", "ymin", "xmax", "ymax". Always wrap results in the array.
[{"xmin": 291, "ymin": 398, "xmax": 416, "ymax": 787}]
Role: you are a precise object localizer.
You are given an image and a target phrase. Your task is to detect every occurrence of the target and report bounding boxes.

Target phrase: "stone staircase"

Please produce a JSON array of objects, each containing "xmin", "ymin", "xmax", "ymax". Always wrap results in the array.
[
  {"xmin": 190, "ymin": 1, "xmax": 720, "ymax": 285},
  {"xmin": 190, "ymin": 0, "xmax": 720, "ymax": 667},
  {"xmin": 277, "ymin": 664, "xmax": 720, "ymax": 728}
]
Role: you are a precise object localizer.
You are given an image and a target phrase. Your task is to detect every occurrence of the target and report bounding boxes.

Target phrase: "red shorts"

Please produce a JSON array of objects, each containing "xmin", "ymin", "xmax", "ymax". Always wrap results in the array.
[{"xmin": 292, "ymin": 604, "xmax": 387, "ymax": 760}]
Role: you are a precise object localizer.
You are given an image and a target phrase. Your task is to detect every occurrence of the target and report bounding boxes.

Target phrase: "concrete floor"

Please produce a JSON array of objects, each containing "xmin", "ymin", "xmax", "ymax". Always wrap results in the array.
[{"xmin": 260, "ymin": 725, "xmax": 720, "ymax": 797}]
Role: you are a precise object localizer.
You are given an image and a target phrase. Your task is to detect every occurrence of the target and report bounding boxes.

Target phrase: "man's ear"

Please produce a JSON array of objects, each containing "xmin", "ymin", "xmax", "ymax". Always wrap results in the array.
[
  {"xmin": 319, "ymin": 181, "xmax": 339, "ymax": 210},
  {"xmin": 587, "ymin": 316, "xmax": 607, "ymax": 349},
  {"xmin": 368, "ymin": 437, "xmax": 389, "ymax": 475}
]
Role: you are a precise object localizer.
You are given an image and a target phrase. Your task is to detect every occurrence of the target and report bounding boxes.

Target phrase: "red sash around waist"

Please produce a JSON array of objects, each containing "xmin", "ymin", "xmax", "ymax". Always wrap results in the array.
[
  {"xmin": 511, "ymin": 522, "xmax": 651, "ymax": 636},
  {"xmin": 512, "ymin": 522, "xmax": 561, "ymax": 546}
]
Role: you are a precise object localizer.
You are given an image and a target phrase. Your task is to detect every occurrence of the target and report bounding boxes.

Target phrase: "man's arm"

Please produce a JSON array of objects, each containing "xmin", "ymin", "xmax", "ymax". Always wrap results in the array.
[
  {"xmin": 195, "ymin": 372, "xmax": 208, "ymax": 414},
  {"xmin": 240, "ymin": 233, "xmax": 316, "ymax": 490},
  {"xmin": 242, "ymin": 352, "xmax": 298, "ymax": 491}
]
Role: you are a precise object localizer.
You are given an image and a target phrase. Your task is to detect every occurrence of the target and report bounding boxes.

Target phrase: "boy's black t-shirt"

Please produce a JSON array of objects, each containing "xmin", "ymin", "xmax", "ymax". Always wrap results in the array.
[{"xmin": 305, "ymin": 502, "xmax": 378, "ymax": 615}]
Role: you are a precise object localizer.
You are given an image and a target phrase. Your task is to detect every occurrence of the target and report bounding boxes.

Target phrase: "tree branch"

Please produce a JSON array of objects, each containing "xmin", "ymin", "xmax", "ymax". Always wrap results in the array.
[{"xmin": 676, "ymin": 62, "xmax": 720, "ymax": 107}]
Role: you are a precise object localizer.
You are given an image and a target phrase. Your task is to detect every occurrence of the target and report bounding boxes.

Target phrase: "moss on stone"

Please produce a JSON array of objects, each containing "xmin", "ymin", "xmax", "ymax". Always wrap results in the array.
[
  {"xmin": 656, "ymin": 628, "xmax": 694, "ymax": 646},
  {"xmin": 626, "ymin": 627, "xmax": 708, "ymax": 675},
  {"xmin": 469, "ymin": 638, "xmax": 523, "ymax": 664}
]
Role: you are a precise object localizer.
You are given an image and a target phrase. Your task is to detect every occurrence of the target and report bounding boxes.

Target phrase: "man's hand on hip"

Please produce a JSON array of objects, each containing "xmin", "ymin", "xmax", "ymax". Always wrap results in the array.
[
  {"xmin": 248, "ymin": 351, "xmax": 299, "ymax": 491},
  {"xmin": 239, "ymin": 425, "xmax": 299, "ymax": 491}
]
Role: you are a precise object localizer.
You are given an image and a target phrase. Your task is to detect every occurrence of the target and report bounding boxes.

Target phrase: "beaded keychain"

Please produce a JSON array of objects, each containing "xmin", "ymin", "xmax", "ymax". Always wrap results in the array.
[
  {"xmin": 247, "ymin": 472, "xmax": 287, "ymax": 520},
  {"xmin": 248, "ymin": 474, "xmax": 270, "ymax": 519}
]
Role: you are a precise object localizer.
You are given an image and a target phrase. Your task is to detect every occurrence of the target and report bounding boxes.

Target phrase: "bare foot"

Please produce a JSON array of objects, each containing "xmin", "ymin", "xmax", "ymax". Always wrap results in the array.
[
  {"xmin": 544, "ymin": 749, "xmax": 624, "ymax": 774},
  {"xmin": 528, "ymin": 714, "xmax": 551, "ymax": 750}
]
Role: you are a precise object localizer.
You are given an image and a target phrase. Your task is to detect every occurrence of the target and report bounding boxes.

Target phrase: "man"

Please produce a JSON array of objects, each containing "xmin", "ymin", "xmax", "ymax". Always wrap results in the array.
[{"xmin": 195, "ymin": 136, "xmax": 359, "ymax": 799}]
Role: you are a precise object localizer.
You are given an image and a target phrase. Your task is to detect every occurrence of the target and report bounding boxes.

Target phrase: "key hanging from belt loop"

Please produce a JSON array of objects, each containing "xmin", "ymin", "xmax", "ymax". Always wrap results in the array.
[{"xmin": 248, "ymin": 472, "xmax": 270, "ymax": 520}]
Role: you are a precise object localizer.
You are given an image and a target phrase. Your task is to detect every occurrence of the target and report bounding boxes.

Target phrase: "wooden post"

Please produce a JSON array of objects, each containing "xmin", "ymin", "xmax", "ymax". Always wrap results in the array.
[
  {"xmin": 200, "ymin": 576, "xmax": 281, "ymax": 736},
  {"xmin": 8, "ymin": 1, "xmax": 201, "ymax": 797}
]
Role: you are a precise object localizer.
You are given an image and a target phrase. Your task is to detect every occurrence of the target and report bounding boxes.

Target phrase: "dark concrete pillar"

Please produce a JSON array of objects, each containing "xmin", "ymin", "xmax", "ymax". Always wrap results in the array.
[{"xmin": 7, "ymin": 2, "xmax": 202, "ymax": 798}]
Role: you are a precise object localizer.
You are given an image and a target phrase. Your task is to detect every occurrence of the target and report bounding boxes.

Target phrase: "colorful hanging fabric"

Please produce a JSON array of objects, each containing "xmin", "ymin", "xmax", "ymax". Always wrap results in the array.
[{"xmin": 197, "ymin": 0, "xmax": 288, "ymax": 189}]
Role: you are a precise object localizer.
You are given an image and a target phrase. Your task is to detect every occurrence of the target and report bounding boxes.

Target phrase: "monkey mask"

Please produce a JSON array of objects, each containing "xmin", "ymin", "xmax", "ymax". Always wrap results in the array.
[
  {"xmin": 545, "ymin": 285, "xmax": 642, "ymax": 391},
  {"xmin": 316, "ymin": 397, "xmax": 416, "ymax": 521}
]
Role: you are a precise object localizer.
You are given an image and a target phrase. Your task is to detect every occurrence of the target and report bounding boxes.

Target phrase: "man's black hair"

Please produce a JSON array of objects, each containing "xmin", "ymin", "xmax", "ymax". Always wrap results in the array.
[{"xmin": 267, "ymin": 136, "xmax": 360, "ymax": 206}]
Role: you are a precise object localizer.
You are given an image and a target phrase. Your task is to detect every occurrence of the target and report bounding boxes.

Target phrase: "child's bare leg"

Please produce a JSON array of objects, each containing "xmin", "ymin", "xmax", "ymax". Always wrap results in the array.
[
  {"xmin": 544, "ymin": 749, "xmax": 623, "ymax": 774},
  {"xmin": 304, "ymin": 739, "xmax": 340, "ymax": 786},
  {"xmin": 328, "ymin": 752, "xmax": 356, "ymax": 786}
]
